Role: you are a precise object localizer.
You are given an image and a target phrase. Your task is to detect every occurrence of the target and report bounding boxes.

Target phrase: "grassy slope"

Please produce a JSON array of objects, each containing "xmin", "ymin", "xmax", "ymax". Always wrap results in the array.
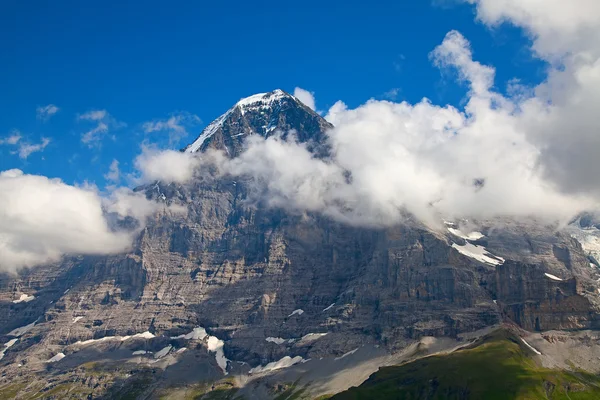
[{"xmin": 332, "ymin": 329, "xmax": 600, "ymax": 400}]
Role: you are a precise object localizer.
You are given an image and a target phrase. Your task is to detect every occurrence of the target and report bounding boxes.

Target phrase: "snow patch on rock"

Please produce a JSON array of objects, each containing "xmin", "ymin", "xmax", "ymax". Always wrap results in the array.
[
  {"xmin": 452, "ymin": 242, "xmax": 504, "ymax": 265},
  {"xmin": 545, "ymin": 273, "xmax": 563, "ymax": 281},
  {"xmin": 154, "ymin": 345, "xmax": 172, "ymax": 359},
  {"xmin": 8, "ymin": 320, "xmax": 36, "ymax": 337},
  {"xmin": 207, "ymin": 336, "xmax": 229, "ymax": 374},
  {"xmin": 12, "ymin": 294, "xmax": 35, "ymax": 304},
  {"xmin": 0, "ymin": 338, "xmax": 18, "ymax": 361},
  {"xmin": 266, "ymin": 337, "xmax": 286, "ymax": 345},
  {"xmin": 74, "ymin": 331, "xmax": 155, "ymax": 346},
  {"xmin": 248, "ymin": 355, "xmax": 305, "ymax": 375},
  {"xmin": 47, "ymin": 353, "xmax": 66, "ymax": 363},
  {"xmin": 171, "ymin": 327, "xmax": 208, "ymax": 340},
  {"xmin": 447, "ymin": 227, "xmax": 485, "ymax": 241},
  {"xmin": 288, "ymin": 309, "xmax": 304, "ymax": 317},
  {"xmin": 335, "ymin": 347, "xmax": 359, "ymax": 360}
]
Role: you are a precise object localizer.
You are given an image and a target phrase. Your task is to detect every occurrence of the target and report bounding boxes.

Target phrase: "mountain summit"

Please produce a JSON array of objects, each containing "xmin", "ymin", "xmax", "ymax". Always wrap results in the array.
[{"xmin": 184, "ymin": 89, "xmax": 332, "ymax": 157}]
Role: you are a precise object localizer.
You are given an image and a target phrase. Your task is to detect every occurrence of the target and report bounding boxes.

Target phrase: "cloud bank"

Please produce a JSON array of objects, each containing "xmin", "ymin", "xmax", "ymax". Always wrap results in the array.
[
  {"xmin": 142, "ymin": 0, "xmax": 600, "ymax": 228},
  {"xmin": 0, "ymin": 170, "xmax": 130, "ymax": 272},
  {"xmin": 3, "ymin": 0, "xmax": 600, "ymax": 271},
  {"xmin": 0, "ymin": 169, "xmax": 175, "ymax": 272}
]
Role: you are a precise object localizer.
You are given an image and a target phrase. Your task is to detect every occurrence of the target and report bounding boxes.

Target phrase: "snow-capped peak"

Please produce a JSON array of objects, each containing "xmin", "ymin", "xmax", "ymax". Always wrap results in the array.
[
  {"xmin": 235, "ymin": 89, "xmax": 292, "ymax": 114},
  {"xmin": 185, "ymin": 90, "xmax": 295, "ymax": 153}
]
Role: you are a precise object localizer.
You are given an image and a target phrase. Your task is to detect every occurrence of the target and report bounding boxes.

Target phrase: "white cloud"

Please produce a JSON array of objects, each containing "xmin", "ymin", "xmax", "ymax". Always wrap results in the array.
[
  {"xmin": 430, "ymin": 30, "xmax": 495, "ymax": 96},
  {"xmin": 382, "ymin": 88, "xmax": 401, "ymax": 100},
  {"xmin": 104, "ymin": 187, "xmax": 176, "ymax": 222},
  {"xmin": 92, "ymin": 1, "xmax": 600, "ymax": 231},
  {"xmin": 0, "ymin": 169, "xmax": 172, "ymax": 272},
  {"xmin": 104, "ymin": 159, "xmax": 120, "ymax": 183},
  {"xmin": 466, "ymin": 0, "xmax": 600, "ymax": 60},
  {"xmin": 324, "ymin": 100, "xmax": 348, "ymax": 125},
  {"xmin": 134, "ymin": 147, "xmax": 201, "ymax": 184},
  {"xmin": 195, "ymin": 22, "xmax": 599, "ymax": 228},
  {"xmin": 464, "ymin": 0, "xmax": 600, "ymax": 198},
  {"xmin": 15, "ymin": 138, "xmax": 51, "ymax": 159},
  {"xmin": 36, "ymin": 104, "xmax": 60, "ymax": 120},
  {"xmin": 79, "ymin": 110, "xmax": 107, "ymax": 121},
  {"xmin": 142, "ymin": 112, "xmax": 201, "ymax": 146},
  {"xmin": 0, "ymin": 131, "xmax": 22, "ymax": 145},
  {"xmin": 293, "ymin": 87, "xmax": 316, "ymax": 111},
  {"xmin": 78, "ymin": 110, "xmax": 123, "ymax": 148},
  {"xmin": 0, "ymin": 170, "xmax": 127, "ymax": 272}
]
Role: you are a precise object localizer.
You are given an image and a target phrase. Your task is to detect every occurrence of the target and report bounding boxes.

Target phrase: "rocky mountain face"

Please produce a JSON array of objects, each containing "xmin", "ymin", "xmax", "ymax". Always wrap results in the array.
[
  {"xmin": 184, "ymin": 89, "xmax": 332, "ymax": 157},
  {"xmin": 1, "ymin": 90, "xmax": 600, "ymax": 399}
]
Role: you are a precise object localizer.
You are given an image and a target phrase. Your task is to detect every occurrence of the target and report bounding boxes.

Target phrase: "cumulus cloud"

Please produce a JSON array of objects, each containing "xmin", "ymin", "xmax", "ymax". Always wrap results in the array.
[
  {"xmin": 324, "ymin": 100, "xmax": 348, "ymax": 125},
  {"xmin": 0, "ymin": 168, "xmax": 175, "ymax": 272},
  {"xmin": 187, "ymin": 8, "xmax": 600, "ymax": 228},
  {"xmin": 0, "ymin": 171, "xmax": 123, "ymax": 271},
  {"xmin": 466, "ymin": 0, "xmax": 600, "ymax": 60},
  {"xmin": 78, "ymin": 110, "xmax": 124, "ymax": 148},
  {"xmin": 142, "ymin": 112, "xmax": 201, "ymax": 146},
  {"xmin": 15, "ymin": 137, "xmax": 51, "ymax": 159},
  {"xmin": 134, "ymin": 146, "xmax": 201, "ymax": 184},
  {"xmin": 293, "ymin": 87, "xmax": 316, "ymax": 111},
  {"xmin": 36, "ymin": 104, "xmax": 59, "ymax": 120}
]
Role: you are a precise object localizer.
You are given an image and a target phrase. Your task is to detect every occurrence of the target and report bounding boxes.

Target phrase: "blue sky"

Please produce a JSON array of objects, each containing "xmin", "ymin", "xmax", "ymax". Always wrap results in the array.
[{"xmin": 0, "ymin": 0, "xmax": 546, "ymax": 187}]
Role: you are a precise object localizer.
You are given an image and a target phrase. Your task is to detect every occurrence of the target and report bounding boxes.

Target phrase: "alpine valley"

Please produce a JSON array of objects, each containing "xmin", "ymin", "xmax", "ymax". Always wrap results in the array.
[{"xmin": 2, "ymin": 90, "xmax": 600, "ymax": 400}]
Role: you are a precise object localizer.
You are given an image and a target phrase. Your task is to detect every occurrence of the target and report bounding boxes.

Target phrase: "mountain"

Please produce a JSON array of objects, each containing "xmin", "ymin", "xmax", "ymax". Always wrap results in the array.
[
  {"xmin": 183, "ymin": 89, "xmax": 332, "ymax": 157},
  {"xmin": 1, "ymin": 91, "xmax": 600, "ymax": 399},
  {"xmin": 333, "ymin": 328, "xmax": 600, "ymax": 399}
]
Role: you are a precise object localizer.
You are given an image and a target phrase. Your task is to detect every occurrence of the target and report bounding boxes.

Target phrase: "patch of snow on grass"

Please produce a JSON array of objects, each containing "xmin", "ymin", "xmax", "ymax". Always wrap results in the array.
[
  {"xmin": 335, "ymin": 348, "xmax": 359, "ymax": 360},
  {"xmin": 8, "ymin": 321, "xmax": 36, "ymax": 337},
  {"xmin": 248, "ymin": 355, "xmax": 304, "ymax": 375},
  {"xmin": 521, "ymin": 338, "xmax": 542, "ymax": 355},
  {"xmin": 452, "ymin": 243, "xmax": 504, "ymax": 265},
  {"xmin": 288, "ymin": 309, "xmax": 304, "ymax": 317},
  {"xmin": 47, "ymin": 353, "xmax": 66, "ymax": 363},
  {"xmin": 322, "ymin": 303, "xmax": 335, "ymax": 312},
  {"xmin": 12, "ymin": 294, "xmax": 35, "ymax": 304},
  {"xmin": 72, "ymin": 316, "xmax": 83, "ymax": 323},
  {"xmin": 132, "ymin": 350, "xmax": 149, "ymax": 355}
]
